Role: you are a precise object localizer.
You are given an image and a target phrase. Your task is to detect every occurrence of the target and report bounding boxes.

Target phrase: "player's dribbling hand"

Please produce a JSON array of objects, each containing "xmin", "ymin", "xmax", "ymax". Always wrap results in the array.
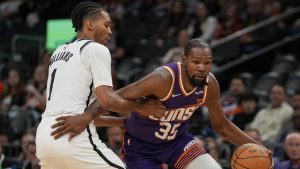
[
  {"xmin": 138, "ymin": 99, "xmax": 166, "ymax": 118},
  {"xmin": 263, "ymin": 147, "xmax": 274, "ymax": 169},
  {"xmin": 51, "ymin": 114, "xmax": 92, "ymax": 141}
]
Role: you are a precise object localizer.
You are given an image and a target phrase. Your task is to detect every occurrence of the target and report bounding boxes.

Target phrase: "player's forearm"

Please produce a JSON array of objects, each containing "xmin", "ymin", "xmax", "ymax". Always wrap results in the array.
[
  {"xmin": 100, "ymin": 94, "xmax": 140, "ymax": 115},
  {"xmin": 214, "ymin": 120, "xmax": 259, "ymax": 146},
  {"xmin": 95, "ymin": 86, "xmax": 142, "ymax": 115},
  {"xmin": 94, "ymin": 116, "xmax": 125, "ymax": 127},
  {"xmin": 83, "ymin": 100, "xmax": 106, "ymax": 121}
]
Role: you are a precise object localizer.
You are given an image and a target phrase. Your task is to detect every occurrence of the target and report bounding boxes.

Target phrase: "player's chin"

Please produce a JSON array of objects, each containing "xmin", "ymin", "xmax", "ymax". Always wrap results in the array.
[{"xmin": 194, "ymin": 76, "xmax": 205, "ymax": 82}]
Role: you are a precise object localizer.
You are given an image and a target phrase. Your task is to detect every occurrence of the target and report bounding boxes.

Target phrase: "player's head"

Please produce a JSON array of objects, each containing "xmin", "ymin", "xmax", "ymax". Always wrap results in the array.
[
  {"xmin": 71, "ymin": 1, "xmax": 112, "ymax": 45},
  {"xmin": 181, "ymin": 39, "xmax": 212, "ymax": 87}
]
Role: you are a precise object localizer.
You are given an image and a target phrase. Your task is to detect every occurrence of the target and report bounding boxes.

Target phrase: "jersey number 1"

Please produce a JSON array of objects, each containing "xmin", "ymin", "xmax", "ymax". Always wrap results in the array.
[{"xmin": 48, "ymin": 68, "xmax": 57, "ymax": 100}]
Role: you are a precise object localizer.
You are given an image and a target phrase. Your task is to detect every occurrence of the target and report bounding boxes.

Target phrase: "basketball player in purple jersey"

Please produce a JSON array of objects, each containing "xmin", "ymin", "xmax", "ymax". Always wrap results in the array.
[{"xmin": 51, "ymin": 39, "xmax": 273, "ymax": 169}]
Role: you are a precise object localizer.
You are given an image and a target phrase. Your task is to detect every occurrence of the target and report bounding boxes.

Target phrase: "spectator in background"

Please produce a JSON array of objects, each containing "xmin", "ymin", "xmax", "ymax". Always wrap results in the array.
[
  {"xmin": 24, "ymin": 64, "xmax": 47, "ymax": 114},
  {"xmin": 0, "ymin": 0, "xmax": 23, "ymax": 19},
  {"xmin": 106, "ymin": 126, "xmax": 123, "ymax": 158},
  {"xmin": 221, "ymin": 75, "xmax": 248, "ymax": 117},
  {"xmin": 107, "ymin": 20, "xmax": 126, "ymax": 68},
  {"xmin": 250, "ymin": 84, "xmax": 293, "ymax": 142},
  {"xmin": 292, "ymin": 91, "xmax": 300, "ymax": 110},
  {"xmin": 279, "ymin": 109, "xmax": 300, "ymax": 142},
  {"xmin": 153, "ymin": 0, "xmax": 189, "ymax": 48},
  {"xmin": 276, "ymin": 132, "xmax": 300, "ymax": 169},
  {"xmin": 1, "ymin": 67, "xmax": 27, "ymax": 113},
  {"xmin": 152, "ymin": 0, "xmax": 168, "ymax": 18},
  {"xmin": 0, "ymin": 143, "xmax": 23, "ymax": 169},
  {"xmin": 232, "ymin": 93, "xmax": 259, "ymax": 130},
  {"xmin": 187, "ymin": 2, "xmax": 218, "ymax": 42},
  {"xmin": 161, "ymin": 29, "xmax": 190, "ymax": 64},
  {"xmin": 206, "ymin": 137, "xmax": 221, "ymax": 164},
  {"xmin": 19, "ymin": 129, "xmax": 40, "ymax": 169},
  {"xmin": 215, "ymin": 2, "xmax": 242, "ymax": 39},
  {"xmin": 0, "ymin": 113, "xmax": 15, "ymax": 144},
  {"xmin": 239, "ymin": 0, "xmax": 276, "ymax": 53},
  {"xmin": 243, "ymin": 128, "xmax": 263, "ymax": 144},
  {"xmin": 39, "ymin": 50, "xmax": 51, "ymax": 74}
]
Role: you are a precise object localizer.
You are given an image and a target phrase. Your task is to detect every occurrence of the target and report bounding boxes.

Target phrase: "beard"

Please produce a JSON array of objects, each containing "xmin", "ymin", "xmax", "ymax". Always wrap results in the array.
[{"xmin": 189, "ymin": 75, "xmax": 203, "ymax": 87}]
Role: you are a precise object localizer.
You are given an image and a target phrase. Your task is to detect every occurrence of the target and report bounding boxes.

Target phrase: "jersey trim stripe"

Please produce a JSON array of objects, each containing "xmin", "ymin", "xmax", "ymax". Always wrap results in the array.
[
  {"xmin": 86, "ymin": 126, "xmax": 125, "ymax": 169},
  {"xmin": 175, "ymin": 144, "xmax": 207, "ymax": 169},
  {"xmin": 85, "ymin": 81, "xmax": 94, "ymax": 111},
  {"xmin": 159, "ymin": 66, "xmax": 175, "ymax": 102},
  {"xmin": 197, "ymin": 76, "xmax": 209, "ymax": 105},
  {"xmin": 201, "ymin": 76, "xmax": 209, "ymax": 104},
  {"xmin": 177, "ymin": 62, "xmax": 196, "ymax": 96},
  {"xmin": 80, "ymin": 40, "xmax": 93, "ymax": 54}
]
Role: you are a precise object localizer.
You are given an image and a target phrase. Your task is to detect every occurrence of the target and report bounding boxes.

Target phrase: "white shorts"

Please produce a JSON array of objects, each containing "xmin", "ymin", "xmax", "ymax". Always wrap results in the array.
[{"xmin": 36, "ymin": 115, "xmax": 126, "ymax": 169}]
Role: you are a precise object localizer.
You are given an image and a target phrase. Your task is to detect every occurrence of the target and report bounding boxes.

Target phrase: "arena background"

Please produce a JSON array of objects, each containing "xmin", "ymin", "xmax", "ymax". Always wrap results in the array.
[{"xmin": 0, "ymin": 0, "xmax": 299, "ymax": 168}]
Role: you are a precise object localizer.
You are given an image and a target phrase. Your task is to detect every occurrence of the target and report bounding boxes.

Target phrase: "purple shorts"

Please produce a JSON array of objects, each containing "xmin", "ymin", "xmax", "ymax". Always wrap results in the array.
[{"xmin": 123, "ymin": 132, "xmax": 206, "ymax": 169}]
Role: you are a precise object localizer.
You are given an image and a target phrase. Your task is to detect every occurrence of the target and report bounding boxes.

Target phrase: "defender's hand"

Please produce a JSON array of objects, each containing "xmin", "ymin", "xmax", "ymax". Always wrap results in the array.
[
  {"xmin": 51, "ymin": 114, "xmax": 92, "ymax": 141},
  {"xmin": 137, "ymin": 99, "xmax": 165, "ymax": 118}
]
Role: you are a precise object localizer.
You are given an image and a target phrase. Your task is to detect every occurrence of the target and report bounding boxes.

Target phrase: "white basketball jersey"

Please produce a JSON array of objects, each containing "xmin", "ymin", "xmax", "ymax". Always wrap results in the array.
[{"xmin": 43, "ymin": 39, "xmax": 113, "ymax": 117}]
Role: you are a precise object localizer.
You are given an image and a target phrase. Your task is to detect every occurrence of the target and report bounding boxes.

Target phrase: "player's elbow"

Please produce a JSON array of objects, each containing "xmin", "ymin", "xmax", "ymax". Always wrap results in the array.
[
  {"xmin": 212, "ymin": 124, "xmax": 223, "ymax": 134},
  {"xmin": 211, "ymin": 121, "xmax": 225, "ymax": 134},
  {"xmin": 98, "ymin": 96, "xmax": 114, "ymax": 110}
]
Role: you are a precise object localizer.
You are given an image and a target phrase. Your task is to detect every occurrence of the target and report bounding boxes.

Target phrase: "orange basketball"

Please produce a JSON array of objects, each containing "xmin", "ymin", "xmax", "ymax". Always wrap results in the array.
[{"xmin": 231, "ymin": 143, "xmax": 272, "ymax": 169}]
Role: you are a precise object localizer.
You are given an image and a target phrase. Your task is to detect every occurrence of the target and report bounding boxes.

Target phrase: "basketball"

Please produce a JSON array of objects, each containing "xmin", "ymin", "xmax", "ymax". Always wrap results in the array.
[{"xmin": 231, "ymin": 143, "xmax": 272, "ymax": 169}]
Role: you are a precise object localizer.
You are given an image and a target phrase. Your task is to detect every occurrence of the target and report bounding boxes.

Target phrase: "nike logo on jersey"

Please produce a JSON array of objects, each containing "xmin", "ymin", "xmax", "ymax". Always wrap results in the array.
[
  {"xmin": 195, "ymin": 91, "xmax": 203, "ymax": 95},
  {"xmin": 172, "ymin": 93, "xmax": 181, "ymax": 97}
]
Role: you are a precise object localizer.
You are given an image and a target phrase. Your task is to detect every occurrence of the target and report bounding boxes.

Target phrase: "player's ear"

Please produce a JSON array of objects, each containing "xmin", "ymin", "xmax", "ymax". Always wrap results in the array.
[{"xmin": 86, "ymin": 20, "xmax": 94, "ymax": 31}]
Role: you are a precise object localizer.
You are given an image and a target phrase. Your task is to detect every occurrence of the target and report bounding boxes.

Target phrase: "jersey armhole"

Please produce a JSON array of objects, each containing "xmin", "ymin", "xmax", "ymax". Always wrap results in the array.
[
  {"xmin": 201, "ymin": 75, "xmax": 210, "ymax": 105},
  {"xmin": 159, "ymin": 66, "xmax": 175, "ymax": 102}
]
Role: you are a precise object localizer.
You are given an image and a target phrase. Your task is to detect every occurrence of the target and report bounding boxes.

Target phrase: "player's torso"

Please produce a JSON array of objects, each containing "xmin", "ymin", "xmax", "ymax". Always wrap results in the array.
[
  {"xmin": 44, "ymin": 40, "xmax": 96, "ymax": 116},
  {"xmin": 125, "ymin": 62, "xmax": 209, "ymax": 144}
]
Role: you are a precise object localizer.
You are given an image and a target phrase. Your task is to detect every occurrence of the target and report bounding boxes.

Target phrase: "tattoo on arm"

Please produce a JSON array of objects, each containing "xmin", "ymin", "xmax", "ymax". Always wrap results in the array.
[{"xmin": 85, "ymin": 100, "xmax": 102, "ymax": 119}]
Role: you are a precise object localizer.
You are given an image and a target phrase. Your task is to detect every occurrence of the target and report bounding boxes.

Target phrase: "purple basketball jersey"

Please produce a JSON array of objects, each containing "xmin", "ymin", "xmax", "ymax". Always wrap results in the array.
[{"xmin": 125, "ymin": 62, "xmax": 208, "ymax": 144}]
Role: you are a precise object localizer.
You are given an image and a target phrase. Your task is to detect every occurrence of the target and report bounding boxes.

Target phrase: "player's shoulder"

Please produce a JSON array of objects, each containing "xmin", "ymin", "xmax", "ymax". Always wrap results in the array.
[
  {"xmin": 153, "ymin": 66, "xmax": 173, "ymax": 82},
  {"xmin": 207, "ymin": 72, "xmax": 219, "ymax": 88},
  {"xmin": 79, "ymin": 40, "xmax": 109, "ymax": 52}
]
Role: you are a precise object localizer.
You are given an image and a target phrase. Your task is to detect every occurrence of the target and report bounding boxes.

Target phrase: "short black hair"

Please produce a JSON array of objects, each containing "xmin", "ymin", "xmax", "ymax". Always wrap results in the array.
[
  {"xmin": 184, "ymin": 39, "xmax": 210, "ymax": 56},
  {"xmin": 238, "ymin": 92, "xmax": 258, "ymax": 104},
  {"xmin": 231, "ymin": 74, "xmax": 247, "ymax": 87},
  {"xmin": 71, "ymin": 1, "xmax": 105, "ymax": 32}
]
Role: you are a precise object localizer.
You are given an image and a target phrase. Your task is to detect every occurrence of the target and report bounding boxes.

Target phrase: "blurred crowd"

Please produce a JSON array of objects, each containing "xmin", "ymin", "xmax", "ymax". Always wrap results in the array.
[{"xmin": 0, "ymin": 0, "xmax": 300, "ymax": 169}]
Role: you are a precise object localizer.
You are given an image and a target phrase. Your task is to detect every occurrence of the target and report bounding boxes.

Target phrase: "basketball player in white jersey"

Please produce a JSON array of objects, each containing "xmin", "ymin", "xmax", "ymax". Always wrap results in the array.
[{"xmin": 35, "ymin": 2, "xmax": 165, "ymax": 169}]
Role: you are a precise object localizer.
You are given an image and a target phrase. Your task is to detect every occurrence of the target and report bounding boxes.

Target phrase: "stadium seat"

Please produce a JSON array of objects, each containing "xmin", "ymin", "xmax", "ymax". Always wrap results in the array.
[
  {"xmin": 239, "ymin": 72, "xmax": 255, "ymax": 89},
  {"xmin": 271, "ymin": 54, "xmax": 297, "ymax": 75},
  {"xmin": 117, "ymin": 57, "xmax": 142, "ymax": 85},
  {"xmin": 285, "ymin": 71, "xmax": 300, "ymax": 96},
  {"xmin": 253, "ymin": 72, "xmax": 283, "ymax": 102}
]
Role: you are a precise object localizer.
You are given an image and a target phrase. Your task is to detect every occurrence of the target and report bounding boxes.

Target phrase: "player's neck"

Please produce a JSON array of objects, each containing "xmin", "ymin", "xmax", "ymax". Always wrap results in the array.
[
  {"xmin": 76, "ymin": 32, "xmax": 95, "ymax": 42},
  {"xmin": 180, "ymin": 66, "xmax": 196, "ymax": 92}
]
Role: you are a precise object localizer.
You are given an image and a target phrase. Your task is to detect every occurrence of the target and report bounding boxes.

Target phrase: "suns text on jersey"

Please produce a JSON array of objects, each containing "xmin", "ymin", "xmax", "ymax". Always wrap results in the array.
[{"xmin": 149, "ymin": 105, "xmax": 198, "ymax": 122}]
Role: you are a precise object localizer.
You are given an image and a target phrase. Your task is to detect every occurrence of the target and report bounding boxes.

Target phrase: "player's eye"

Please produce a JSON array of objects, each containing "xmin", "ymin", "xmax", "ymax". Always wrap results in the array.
[{"xmin": 192, "ymin": 60, "xmax": 199, "ymax": 64}]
